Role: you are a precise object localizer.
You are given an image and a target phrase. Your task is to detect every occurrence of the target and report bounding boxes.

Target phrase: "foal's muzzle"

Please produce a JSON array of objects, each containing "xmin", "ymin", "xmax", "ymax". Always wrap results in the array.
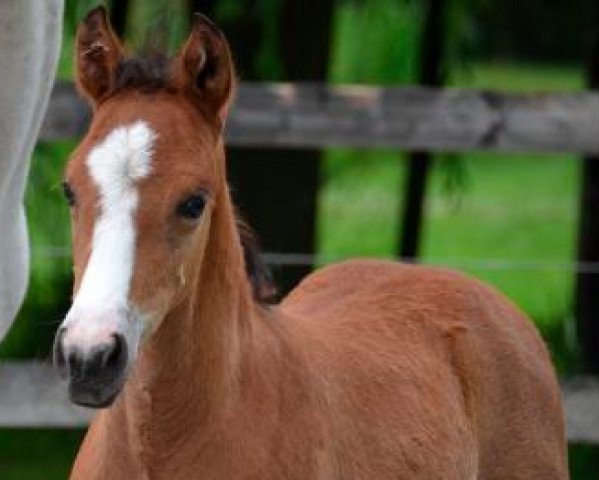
[{"xmin": 53, "ymin": 328, "xmax": 128, "ymax": 408}]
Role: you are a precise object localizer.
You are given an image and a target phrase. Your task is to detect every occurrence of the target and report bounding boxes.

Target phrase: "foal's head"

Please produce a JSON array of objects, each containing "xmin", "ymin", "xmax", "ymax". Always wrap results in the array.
[{"xmin": 53, "ymin": 7, "xmax": 240, "ymax": 407}]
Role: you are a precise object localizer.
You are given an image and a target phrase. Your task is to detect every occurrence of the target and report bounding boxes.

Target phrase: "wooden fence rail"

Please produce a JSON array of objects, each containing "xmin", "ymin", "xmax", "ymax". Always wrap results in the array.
[
  {"xmin": 1, "ymin": 362, "xmax": 597, "ymax": 443},
  {"xmin": 42, "ymin": 81, "xmax": 599, "ymax": 154}
]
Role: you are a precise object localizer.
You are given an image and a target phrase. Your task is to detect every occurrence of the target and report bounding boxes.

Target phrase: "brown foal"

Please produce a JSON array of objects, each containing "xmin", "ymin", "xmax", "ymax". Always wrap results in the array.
[{"xmin": 53, "ymin": 7, "xmax": 568, "ymax": 480}]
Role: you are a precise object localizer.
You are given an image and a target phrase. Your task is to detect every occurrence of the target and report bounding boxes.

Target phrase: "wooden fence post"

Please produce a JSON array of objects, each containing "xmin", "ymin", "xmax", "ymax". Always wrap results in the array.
[
  {"xmin": 575, "ymin": 0, "xmax": 599, "ymax": 374},
  {"xmin": 399, "ymin": 0, "xmax": 446, "ymax": 259},
  {"xmin": 236, "ymin": 0, "xmax": 333, "ymax": 295}
]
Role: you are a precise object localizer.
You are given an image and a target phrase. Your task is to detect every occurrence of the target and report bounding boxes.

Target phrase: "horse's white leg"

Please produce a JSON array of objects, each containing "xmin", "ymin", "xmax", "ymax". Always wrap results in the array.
[{"xmin": 0, "ymin": 0, "xmax": 63, "ymax": 340}]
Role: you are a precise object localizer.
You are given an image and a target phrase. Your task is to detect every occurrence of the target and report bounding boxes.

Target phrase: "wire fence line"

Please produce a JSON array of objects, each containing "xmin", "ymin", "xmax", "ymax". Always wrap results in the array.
[{"xmin": 33, "ymin": 246, "xmax": 599, "ymax": 274}]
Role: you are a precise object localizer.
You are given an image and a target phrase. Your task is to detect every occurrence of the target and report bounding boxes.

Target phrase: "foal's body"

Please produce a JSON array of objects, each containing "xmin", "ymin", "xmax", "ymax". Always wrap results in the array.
[
  {"xmin": 74, "ymin": 258, "xmax": 566, "ymax": 479},
  {"xmin": 59, "ymin": 9, "xmax": 567, "ymax": 480}
]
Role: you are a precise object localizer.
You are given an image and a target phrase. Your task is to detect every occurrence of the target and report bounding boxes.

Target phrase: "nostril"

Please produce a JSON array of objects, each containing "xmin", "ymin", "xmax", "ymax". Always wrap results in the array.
[
  {"xmin": 67, "ymin": 349, "xmax": 82, "ymax": 379},
  {"xmin": 53, "ymin": 327, "xmax": 67, "ymax": 379},
  {"xmin": 53, "ymin": 330, "xmax": 129, "ymax": 391},
  {"xmin": 101, "ymin": 333, "xmax": 127, "ymax": 376}
]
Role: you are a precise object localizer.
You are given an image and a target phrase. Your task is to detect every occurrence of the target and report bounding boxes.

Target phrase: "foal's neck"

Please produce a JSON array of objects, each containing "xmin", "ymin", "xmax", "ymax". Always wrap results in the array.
[{"xmin": 115, "ymin": 182, "xmax": 269, "ymax": 466}]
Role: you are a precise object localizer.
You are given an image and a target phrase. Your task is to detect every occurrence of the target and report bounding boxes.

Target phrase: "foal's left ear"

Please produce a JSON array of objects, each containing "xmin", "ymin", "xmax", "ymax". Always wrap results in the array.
[{"xmin": 174, "ymin": 14, "xmax": 235, "ymax": 124}]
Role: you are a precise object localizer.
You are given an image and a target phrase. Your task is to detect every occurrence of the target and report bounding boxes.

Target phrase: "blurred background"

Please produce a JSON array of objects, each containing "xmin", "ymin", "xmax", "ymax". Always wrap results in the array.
[{"xmin": 0, "ymin": 0, "xmax": 597, "ymax": 477}]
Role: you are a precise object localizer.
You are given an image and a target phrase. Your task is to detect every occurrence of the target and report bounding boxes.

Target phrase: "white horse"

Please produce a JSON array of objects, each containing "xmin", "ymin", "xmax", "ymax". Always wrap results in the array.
[{"xmin": 0, "ymin": 0, "xmax": 63, "ymax": 340}]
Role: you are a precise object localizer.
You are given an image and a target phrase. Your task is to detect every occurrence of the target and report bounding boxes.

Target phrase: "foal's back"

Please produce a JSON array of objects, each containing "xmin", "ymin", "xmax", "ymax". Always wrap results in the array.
[{"xmin": 281, "ymin": 260, "xmax": 568, "ymax": 479}]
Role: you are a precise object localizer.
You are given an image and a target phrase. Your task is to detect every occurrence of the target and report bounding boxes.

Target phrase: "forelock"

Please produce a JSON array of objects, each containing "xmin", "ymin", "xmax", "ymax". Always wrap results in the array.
[{"xmin": 114, "ymin": 56, "xmax": 171, "ymax": 94}]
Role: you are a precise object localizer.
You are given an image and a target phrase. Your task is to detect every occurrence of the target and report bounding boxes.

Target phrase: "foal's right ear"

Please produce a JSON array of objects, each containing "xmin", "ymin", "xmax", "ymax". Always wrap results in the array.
[{"xmin": 75, "ymin": 6, "xmax": 125, "ymax": 108}]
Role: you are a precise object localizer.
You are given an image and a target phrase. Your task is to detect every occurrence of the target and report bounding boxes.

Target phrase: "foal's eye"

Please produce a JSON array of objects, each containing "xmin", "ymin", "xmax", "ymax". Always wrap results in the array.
[
  {"xmin": 61, "ymin": 182, "xmax": 76, "ymax": 207},
  {"xmin": 176, "ymin": 194, "xmax": 206, "ymax": 220}
]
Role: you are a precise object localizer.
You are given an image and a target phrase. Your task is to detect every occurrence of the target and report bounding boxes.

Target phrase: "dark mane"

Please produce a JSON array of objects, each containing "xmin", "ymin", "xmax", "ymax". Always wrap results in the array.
[
  {"xmin": 236, "ymin": 214, "xmax": 277, "ymax": 304},
  {"xmin": 114, "ymin": 56, "xmax": 171, "ymax": 93}
]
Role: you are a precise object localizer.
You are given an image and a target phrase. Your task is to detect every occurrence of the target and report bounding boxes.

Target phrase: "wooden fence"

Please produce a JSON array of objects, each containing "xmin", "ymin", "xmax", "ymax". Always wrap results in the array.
[
  {"xmin": 3, "ymin": 81, "xmax": 599, "ymax": 442},
  {"xmin": 43, "ymin": 81, "xmax": 599, "ymax": 153}
]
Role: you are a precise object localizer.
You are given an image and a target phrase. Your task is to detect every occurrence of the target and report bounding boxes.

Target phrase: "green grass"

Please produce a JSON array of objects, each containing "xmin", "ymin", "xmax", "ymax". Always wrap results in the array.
[{"xmin": 450, "ymin": 61, "xmax": 585, "ymax": 92}]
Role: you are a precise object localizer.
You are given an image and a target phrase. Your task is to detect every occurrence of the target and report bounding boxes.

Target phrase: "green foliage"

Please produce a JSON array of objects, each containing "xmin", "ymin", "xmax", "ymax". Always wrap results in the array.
[
  {"xmin": 212, "ymin": 0, "xmax": 285, "ymax": 80},
  {"xmin": 0, "ymin": 429, "xmax": 84, "ymax": 480},
  {"xmin": 324, "ymin": 0, "xmax": 422, "ymax": 182},
  {"xmin": 569, "ymin": 444, "xmax": 599, "ymax": 480},
  {"xmin": 251, "ymin": 0, "xmax": 284, "ymax": 79},
  {"xmin": 129, "ymin": 0, "xmax": 189, "ymax": 54},
  {"xmin": 63, "ymin": 0, "xmax": 105, "ymax": 34},
  {"xmin": 330, "ymin": 0, "xmax": 422, "ymax": 85},
  {"xmin": 328, "ymin": 0, "xmax": 476, "ymax": 200},
  {"xmin": 57, "ymin": 0, "xmax": 100, "ymax": 79},
  {"xmin": 442, "ymin": 0, "xmax": 481, "ymax": 77},
  {"xmin": 475, "ymin": 0, "xmax": 595, "ymax": 63}
]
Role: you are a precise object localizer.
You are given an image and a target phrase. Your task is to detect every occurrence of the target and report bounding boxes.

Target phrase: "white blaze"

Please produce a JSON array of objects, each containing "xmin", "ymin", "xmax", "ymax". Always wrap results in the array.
[{"xmin": 64, "ymin": 121, "xmax": 156, "ymax": 348}]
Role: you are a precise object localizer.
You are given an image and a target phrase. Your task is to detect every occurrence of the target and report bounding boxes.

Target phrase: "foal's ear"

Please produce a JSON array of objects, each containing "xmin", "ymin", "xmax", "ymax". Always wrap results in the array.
[
  {"xmin": 75, "ymin": 6, "xmax": 125, "ymax": 107},
  {"xmin": 175, "ymin": 14, "xmax": 235, "ymax": 124}
]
